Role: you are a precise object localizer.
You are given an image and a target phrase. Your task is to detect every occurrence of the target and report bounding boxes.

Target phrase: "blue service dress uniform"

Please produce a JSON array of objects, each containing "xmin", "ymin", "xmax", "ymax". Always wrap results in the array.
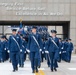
[
  {"xmin": 62, "ymin": 41, "xmax": 68, "ymax": 61},
  {"xmin": 0, "ymin": 40, "xmax": 2, "ymax": 62},
  {"xmin": 8, "ymin": 34, "xmax": 22, "ymax": 71},
  {"xmin": 41, "ymin": 40, "xmax": 45, "ymax": 62},
  {"xmin": 46, "ymin": 37, "xmax": 59, "ymax": 71},
  {"xmin": 0, "ymin": 40, "xmax": 7, "ymax": 62},
  {"xmin": 27, "ymin": 33, "xmax": 42, "ymax": 72},
  {"xmin": 43, "ymin": 40, "xmax": 50, "ymax": 67},
  {"xmin": 66, "ymin": 42, "xmax": 74, "ymax": 62},
  {"xmin": 19, "ymin": 38, "xmax": 27, "ymax": 67},
  {"xmin": 58, "ymin": 41, "xmax": 63, "ymax": 62},
  {"xmin": 5, "ymin": 40, "xmax": 9, "ymax": 60}
]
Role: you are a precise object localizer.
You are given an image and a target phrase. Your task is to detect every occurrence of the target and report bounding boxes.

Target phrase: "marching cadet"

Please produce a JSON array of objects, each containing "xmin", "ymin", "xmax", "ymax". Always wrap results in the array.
[
  {"xmin": 43, "ymin": 38, "xmax": 50, "ymax": 67},
  {"xmin": 66, "ymin": 39, "xmax": 74, "ymax": 62},
  {"xmin": 19, "ymin": 35, "xmax": 27, "ymax": 67},
  {"xmin": 0, "ymin": 35, "xmax": 7, "ymax": 62},
  {"xmin": 45, "ymin": 30, "xmax": 59, "ymax": 72},
  {"xmin": 58, "ymin": 38, "xmax": 63, "ymax": 62},
  {"xmin": 41, "ymin": 38, "xmax": 45, "ymax": 62},
  {"xmin": 27, "ymin": 26, "xmax": 42, "ymax": 73},
  {"xmin": 0, "ymin": 39, "xmax": 1, "ymax": 62},
  {"xmin": 62, "ymin": 39, "xmax": 68, "ymax": 62},
  {"xmin": 3, "ymin": 36, "xmax": 9, "ymax": 61},
  {"xmin": 8, "ymin": 29, "xmax": 22, "ymax": 72}
]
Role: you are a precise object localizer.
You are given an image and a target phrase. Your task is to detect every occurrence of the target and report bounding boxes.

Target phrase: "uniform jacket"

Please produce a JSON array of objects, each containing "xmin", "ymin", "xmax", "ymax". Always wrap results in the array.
[
  {"xmin": 27, "ymin": 33, "xmax": 42, "ymax": 52},
  {"xmin": 67, "ymin": 42, "xmax": 74, "ymax": 52},
  {"xmin": 8, "ymin": 34, "xmax": 22, "ymax": 52},
  {"xmin": 46, "ymin": 37, "xmax": 59, "ymax": 52}
]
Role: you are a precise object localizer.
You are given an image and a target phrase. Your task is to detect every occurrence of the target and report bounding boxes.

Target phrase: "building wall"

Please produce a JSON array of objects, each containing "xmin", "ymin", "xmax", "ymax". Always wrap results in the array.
[{"xmin": 0, "ymin": 0, "xmax": 76, "ymax": 50}]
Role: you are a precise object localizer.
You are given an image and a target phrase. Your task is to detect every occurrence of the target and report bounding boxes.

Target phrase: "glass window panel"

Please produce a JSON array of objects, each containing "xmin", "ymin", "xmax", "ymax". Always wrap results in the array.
[
  {"xmin": 4, "ymin": 26, "xmax": 12, "ymax": 34},
  {"xmin": 0, "ymin": 26, "xmax": 2, "ymax": 33},
  {"xmin": 56, "ymin": 26, "xmax": 63, "ymax": 34},
  {"xmin": 48, "ymin": 26, "xmax": 55, "ymax": 33}
]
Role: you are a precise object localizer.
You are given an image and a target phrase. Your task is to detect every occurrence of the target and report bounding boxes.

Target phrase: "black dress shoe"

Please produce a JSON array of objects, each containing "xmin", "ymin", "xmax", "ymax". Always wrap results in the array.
[
  {"xmin": 48, "ymin": 65, "xmax": 50, "ymax": 67},
  {"xmin": 13, "ymin": 69, "xmax": 15, "ymax": 72},
  {"xmin": 54, "ymin": 68, "xmax": 57, "ymax": 71},
  {"xmin": 38, "ymin": 65, "xmax": 41, "ymax": 68},
  {"xmin": 0, "ymin": 61, "xmax": 1, "ymax": 63},
  {"xmin": 36, "ymin": 68, "xmax": 38, "ymax": 73},
  {"xmin": 32, "ymin": 70, "xmax": 35, "ymax": 73},
  {"xmin": 51, "ymin": 69, "xmax": 53, "ymax": 72},
  {"xmin": 9, "ymin": 60, "xmax": 11, "ymax": 63},
  {"xmin": 16, "ymin": 67, "xmax": 18, "ymax": 71},
  {"xmin": 3, "ymin": 61, "xmax": 4, "ymax": 63},
  {"xmin": 21, "ymin": 65, "xmax": 24, "ymax": 68},
  {"xmin": 19, "ymin": 65, "xmax": 21, "ymax": 67}
]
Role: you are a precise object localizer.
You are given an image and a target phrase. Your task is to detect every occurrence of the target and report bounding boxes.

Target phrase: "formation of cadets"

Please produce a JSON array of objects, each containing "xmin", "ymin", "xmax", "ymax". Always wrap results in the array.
[{"xmin": 0, "ymin": 26, "xmax": 74, "ymax": 73}]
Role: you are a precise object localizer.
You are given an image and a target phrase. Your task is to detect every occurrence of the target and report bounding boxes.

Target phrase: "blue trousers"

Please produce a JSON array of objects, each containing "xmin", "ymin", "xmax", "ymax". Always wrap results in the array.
[
  {"xmin": 46, "ymin": 53, "xmax": 50, "ymax": 66},
  {"xmin": 67, "ymin": 51, "xmax": 72, "ymax": 62},
  {"xmin": 62, "ymin": 52, "xmax": 67, "ymax": 61},
  {"xmin": 19, "ymin": 53, "xmax": 24, "ymax": 66},
  {"xmin": 38, "ymin": 51, "xmax": 41, "ymax": 67},
  {"xmin": 49, "ymin": 52, "xmax": 58, "ymax": 70},
  {"xmin": 10, "ymin": 52, "xmax": 19, "ymax": 70},
  {"xmin": 0, "ymin": 52, "xmax": 2, "ymax": 61},
  {"xmin": 1, "ymin": 52, "xmax": 6, "ymax": 62},
  {"xmin": 58, "ymin": 54, "xmax": 62, "ymax": 62},
  {"xmin": 30, "ymin": 51, "xmax": 39, "ymax": 71}
]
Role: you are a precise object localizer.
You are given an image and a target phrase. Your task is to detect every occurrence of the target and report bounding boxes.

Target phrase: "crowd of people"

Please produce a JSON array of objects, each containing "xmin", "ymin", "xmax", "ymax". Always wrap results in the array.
[{"xmin": 0, "ymin": 26, "xmax": 74, "ymax": 73}]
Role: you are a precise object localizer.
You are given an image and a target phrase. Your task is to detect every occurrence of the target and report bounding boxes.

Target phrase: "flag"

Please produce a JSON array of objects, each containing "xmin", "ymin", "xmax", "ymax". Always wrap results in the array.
[{"xmin": 18, "ymin": 20, "xmax": 25, "ymax": 35}]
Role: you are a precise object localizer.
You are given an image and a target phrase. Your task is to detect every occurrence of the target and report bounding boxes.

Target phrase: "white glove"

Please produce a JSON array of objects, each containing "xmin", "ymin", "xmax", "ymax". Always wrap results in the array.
[
  {"xmin": 44, "ymin": 47, "xmax": 45, "ymax": 49},
  {"xmin": 40, "ymin": 49, "xmax": 42, "ymax": 52},
  {"xmin": 25, "ymin": 51, "xmax": 26, "ymax": 53},
  {"xmin": 26, "ymin": 48, "xmax": 30, "ymax": 53},
  {"xmin": 45, "ymin": 51, "xmax": 49, "ymax": 54},
  {"xmin": 20, "ymin": 49, "xmax": 22, "ymax": 52},
  {"xmin": 5, "ymin": 48, "xmax": 6, "ymax": 50},
  {"xmin": 61, "ymin": 47, "xmax": 63, "ymax": 49},
  {"xmin": 8, "ymin": 50, "xmax": 10, "ymax": 53},
  {"xmin": 42, "ymin": 51, "xmax": 44, "ymax": 54},
  {"xmin": 59, "ymin": 51, "xmax": 61, "ymax": 54},
  {"xmin": 27, "ymin": 50, "xmax": 30, "ymax": 53}
]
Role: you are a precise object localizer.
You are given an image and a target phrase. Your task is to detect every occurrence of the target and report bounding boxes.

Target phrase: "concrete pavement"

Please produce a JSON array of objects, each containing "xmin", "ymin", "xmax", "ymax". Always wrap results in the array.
[{"xmin": 0, "ymin": 55, "xmax": 76, "ymax": 75}]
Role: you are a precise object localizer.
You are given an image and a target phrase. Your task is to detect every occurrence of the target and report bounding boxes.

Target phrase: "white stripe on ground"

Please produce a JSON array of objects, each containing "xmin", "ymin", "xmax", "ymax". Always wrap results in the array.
[{"xmin": 68, "ymin": 68, "xmax": 76, "ymax": 70}]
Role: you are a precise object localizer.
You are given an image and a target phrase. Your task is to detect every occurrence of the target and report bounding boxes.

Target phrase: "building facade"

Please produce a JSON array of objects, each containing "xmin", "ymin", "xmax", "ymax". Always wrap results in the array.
[{"xmin": 0, "ymin": 0, "xmax": 76, "ymax": 51}]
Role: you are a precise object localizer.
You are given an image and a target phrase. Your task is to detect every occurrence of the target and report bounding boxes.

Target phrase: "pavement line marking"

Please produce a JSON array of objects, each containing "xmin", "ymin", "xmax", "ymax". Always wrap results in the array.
[
  {"xmin": 39, "ymin": 70, "xmax": 45, "ymax": 75},
  {"xmin": 35, "ymin": 72, "xmax": 39, "ymax": 75},
  {"xmin": 35, "ymin": 70, "xmax": 45, "ymax": 75},
  {"xmin": 68, "ymin": 68, "xmax": 76, "ymax": 70}
]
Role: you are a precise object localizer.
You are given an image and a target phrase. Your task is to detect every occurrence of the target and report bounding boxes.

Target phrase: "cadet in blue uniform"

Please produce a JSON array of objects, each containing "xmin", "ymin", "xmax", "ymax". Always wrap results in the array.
[
  {"xmin": 8, "ymin": 29, "xmax": 22, "ymax": 72},
  {"xmin": 19, "ymin": 35, "xmax": 27, "ymax": 67},
  {"xmin": 45, "ymin": 30, "xmax": 59, "ymax": 72},
  {"xmin": 27, "ymin": 26, "xmax": 42, "ymax": 73},
  {"xmin": 0, "ymin": 35, "xmax": 7, "ymax": 62},
  {"xmin": 41, "ymin": 38, "xmax": 45, "ymax": 62},
  {"xmin": 58, "ymin": 38, "xmax": 63, "ymax": 62},
  {"xmin": 4, "ymin": 37, "xmax": 9, "ymax": 61},
  {"xmin": 62, "ymin": 39, "xmax": 68, "ymax": 61},
  {"xmin": 43, "ymin": 38, "xmax": 50, "ymax": 67},
  {"xmin": 66, "ymin": 39, "xmax": 74, "ymax": 62},
  {"xmin": 0, "ymin": 39, "xmax": 1, "ymax": 62}
]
